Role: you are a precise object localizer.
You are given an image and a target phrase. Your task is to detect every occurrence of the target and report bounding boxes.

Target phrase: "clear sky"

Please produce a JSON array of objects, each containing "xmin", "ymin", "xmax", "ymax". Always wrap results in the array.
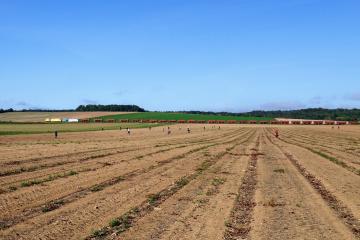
[{"xmin": 1, "ymin": 0, "xmax": 359, "ymax": 112}]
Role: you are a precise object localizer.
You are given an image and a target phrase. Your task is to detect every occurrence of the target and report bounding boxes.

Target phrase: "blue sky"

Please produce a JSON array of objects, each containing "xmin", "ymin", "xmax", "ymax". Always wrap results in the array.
[{"xmin": 1, "ymin": 0, "xmax": 359, "ymax": 112}]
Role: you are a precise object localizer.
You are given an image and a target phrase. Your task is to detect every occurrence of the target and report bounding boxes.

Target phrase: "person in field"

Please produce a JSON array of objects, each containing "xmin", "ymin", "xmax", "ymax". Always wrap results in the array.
[
  {"xmin": 275, "ymin": 129, "xmax": 279, "ymax": 138},
  {"xmin": 204, "ymin": 126, "xmax": 206, "ymax": 131},
  {"xmin": 54, "ymin": 131, "xmax": 58, "ymax": 139},
  {"xmin": 187, "ymin": 127, "xmax": 191, "ymax": 133},
  {"xmin": 149, "ymin": 126, "xmax": 151, "ymax": 131},
  {"xmin": 127, "ymin": 128, "xmax": 131, "ymax": 135}
]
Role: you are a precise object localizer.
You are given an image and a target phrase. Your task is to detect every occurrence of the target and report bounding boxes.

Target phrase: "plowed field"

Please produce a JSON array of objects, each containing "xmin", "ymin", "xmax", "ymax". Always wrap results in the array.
[{"xmin": 0, "ymin": 125, "xmax": 359, "ymax": 240}]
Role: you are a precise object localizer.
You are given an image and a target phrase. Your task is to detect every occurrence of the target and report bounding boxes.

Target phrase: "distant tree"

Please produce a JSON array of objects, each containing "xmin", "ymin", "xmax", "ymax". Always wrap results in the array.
[{"xmin": 75, "ymin": 104, "xmax": 146, "ymax": 112}]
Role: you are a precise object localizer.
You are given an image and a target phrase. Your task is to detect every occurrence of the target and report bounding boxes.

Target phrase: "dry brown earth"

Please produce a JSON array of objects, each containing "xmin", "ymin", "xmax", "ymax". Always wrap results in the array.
[
  {"xmin": 0, "ymin": 112, "xmax": 132, "ymax": 122},
  {"xmin": 0, "ymin": 124, "xmax": 359, "ymax": 240}
]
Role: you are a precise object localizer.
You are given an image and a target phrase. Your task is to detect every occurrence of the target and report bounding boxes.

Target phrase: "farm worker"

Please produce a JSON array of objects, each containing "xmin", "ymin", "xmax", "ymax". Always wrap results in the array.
[
  {"xmin": 149, "ymin": 126, "xmax": 152, "ymax": 131},
  {"xmin": 54, "ymin": 131, "xmax": 58, "ymax": 139},
  {"xmin": 127, "ymin": 128, "xmax": 131, "ymax": 135},
  {"xmin": 218, "ymin": 126, "xmax": 221, "ymax": 130},
  {"xmin": 187, "ymin": 127, "xmax": 191, "ymax": 133},
  {"xmin": 120, "ymin": 126, "xmax": 122, "ymax": 131},
  {"xmin": 204, "ymin": 126, "xmax": 206, "ymax": 131},
  {"xmin": 275, "ymin": 129, "xmax": 279, "ymax": 138}
]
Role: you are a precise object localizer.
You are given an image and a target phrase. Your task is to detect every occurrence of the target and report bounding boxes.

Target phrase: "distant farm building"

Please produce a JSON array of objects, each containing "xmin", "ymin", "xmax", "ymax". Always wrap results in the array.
[{"xmin": 68, "ymin": 118, "xmax": 79, "ymax": 123}]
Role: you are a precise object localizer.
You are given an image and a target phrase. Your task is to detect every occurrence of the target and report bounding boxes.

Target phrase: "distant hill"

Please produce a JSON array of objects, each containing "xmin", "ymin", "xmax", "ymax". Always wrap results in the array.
[{"xmin": 179, "ymin": 108, "xmax": 360, "ymax": 121}]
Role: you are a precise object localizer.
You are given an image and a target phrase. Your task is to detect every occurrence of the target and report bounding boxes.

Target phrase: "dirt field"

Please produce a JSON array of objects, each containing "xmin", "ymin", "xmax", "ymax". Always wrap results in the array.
[
  {"xmin": 0, "ymin": 112, "xmax": 133, "ymax": 122},
  {"xmin": 0, "ymin": 124, "xmax": 359, "ymax": 240}
]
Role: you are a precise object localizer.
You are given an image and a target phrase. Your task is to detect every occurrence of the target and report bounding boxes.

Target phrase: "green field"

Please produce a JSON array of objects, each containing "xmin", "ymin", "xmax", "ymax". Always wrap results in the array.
[
  {"xmin": 95, "ymin": 112, "xmax": 273, "ymax": 121},
  {"xmin": 0, "ymin": 123, "xmax": 162, "ymax": 136}
]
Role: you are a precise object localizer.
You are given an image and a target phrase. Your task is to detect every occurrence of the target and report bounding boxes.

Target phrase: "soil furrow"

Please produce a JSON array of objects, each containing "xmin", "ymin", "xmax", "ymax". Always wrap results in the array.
[
  {"xmin": 266, "ymin": 132, "xmax": 360, "ymax": 239},
  {"xmin": 223, "ymin": 135, "xmax": 260, "ymax": 239}
]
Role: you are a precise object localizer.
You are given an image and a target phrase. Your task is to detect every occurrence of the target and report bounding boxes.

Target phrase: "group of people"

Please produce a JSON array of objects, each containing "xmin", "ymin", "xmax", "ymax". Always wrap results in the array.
[{"xmin": 54, "ymin": 125, "xmax": 223, "ymax": 139}]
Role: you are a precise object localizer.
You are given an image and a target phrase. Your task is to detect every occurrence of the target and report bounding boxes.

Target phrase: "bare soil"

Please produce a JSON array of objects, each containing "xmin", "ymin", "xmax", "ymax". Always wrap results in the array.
[
  {"xmin": 0, "ymin": 124, "xmax": 359, "ymax": 240},
  {"xmin": 0, "ymin": 111, "xmax": 131, "ymax": 122}
]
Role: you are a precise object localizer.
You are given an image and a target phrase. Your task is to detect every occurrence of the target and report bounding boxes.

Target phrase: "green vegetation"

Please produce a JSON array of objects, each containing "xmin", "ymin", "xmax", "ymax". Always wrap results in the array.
[
  {"xmin": 41, "ymin": 200, "xmax": 65, "ymax": 212},
  {"xmin": 273, "ymin": 168, "xmax": 285, "ymax": 173},
  {"xmin": 109, "ymin": 219, "xmax": 121, "ymax": 227},
  {"xmin": 245, "ymin": 108, "xmax": 360, "ymax": 121},
  {"xmin": 147, "ymin": 193, "xmax": 161, "ymax": 204},
  {"xmin": 0, "ymin": 123, "xmax": 162, "ymax": 136},
  {"xmin": 96, "ymin": 112, "xmax": 273, "ymax": 121},
  {"xmin": 20, "ymin": 171, "xmax": 79, "ymax": 188},
  {"xmin": 90, "ymin": 185, "xmax": 104, "ymax": 192},
  {"xmin": 76, "ymin": 104, "xmax": 145, "ymax": 112},
  {"xmin": 212, "ymin": 177, "xmax": 226, "ymax": 186}
]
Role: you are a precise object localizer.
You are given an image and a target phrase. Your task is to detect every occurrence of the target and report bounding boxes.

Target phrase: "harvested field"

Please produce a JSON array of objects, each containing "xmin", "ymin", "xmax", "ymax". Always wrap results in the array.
[
  {"xmin": 0, "ymin": 124, "xmax": 359, "ymax": 240},
  {"xmin": 0, "ymin": 112, "xmax": 133, "ymax": 123}
]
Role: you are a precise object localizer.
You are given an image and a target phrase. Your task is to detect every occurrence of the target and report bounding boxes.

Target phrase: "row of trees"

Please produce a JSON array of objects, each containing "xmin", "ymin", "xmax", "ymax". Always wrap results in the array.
[
  {"xmin": 180, "ymin": 108, "xmax": 360, "ymax": 121},
  {"xmin": 75, "ymin": 104, "xmax": 146, "ymax": 112},
  {"xmin": 0, "ymin": 108, "xmax": 14, "ymax": 113}
]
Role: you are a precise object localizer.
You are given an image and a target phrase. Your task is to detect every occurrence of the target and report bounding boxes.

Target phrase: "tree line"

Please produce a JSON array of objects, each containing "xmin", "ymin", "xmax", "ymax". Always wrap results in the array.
[
  {"xmin": 0, "ymin": 108, "xmax": 14, "ymax": 113},
  {"xmin": 75, "ymin": 104, "xmax": 146, "ymax": 112},
  {"xmin": 1, "ymin": 106, "xmax": 359, "ymax": 121},
  {"xmin": 180, "ymin": 108, "xmax": 360, "ymax": 121}
]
